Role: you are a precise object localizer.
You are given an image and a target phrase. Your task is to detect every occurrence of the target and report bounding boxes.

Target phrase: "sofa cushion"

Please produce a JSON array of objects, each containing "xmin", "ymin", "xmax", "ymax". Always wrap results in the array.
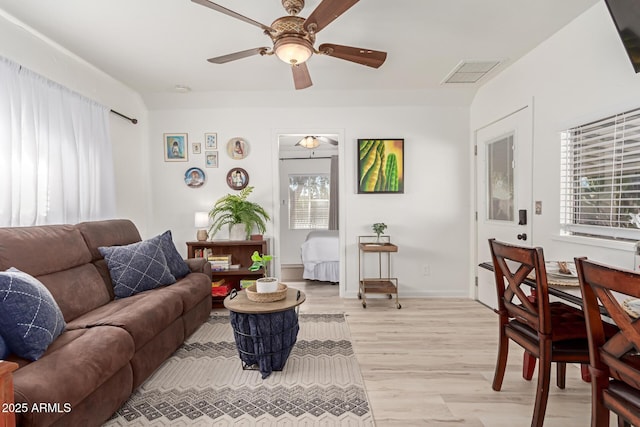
[
  {"xmin": 76, "ymin": 219, "xmax": 142, "ymax": 262},
  {"xmin": 99, "ymin": 238, "xmax": 176, "ymax": 298},
  {"xmin": 0, "ymin": 224, "xmax": 92, "ymax": 276},
  {"xmin": 37, "ymin": 263, "xmax": 112, "ymax": 322},
  {"xmin": 156, "ymin": 230, "xmax": 190, "ymax": 279},
  {"xmin": 12, "ymin": 326, "xmax": 135, "ymax": 426},
  {"xmin": 0, "ymin": 268, "xmax": 66, "ymax": 360},
  {"xmin": 66, "ymin": 287, "xmax": 184, "ymax": 350},
  {"xmin": 155, "ymin": 273, "xmax": 211, "ymax": 313}
]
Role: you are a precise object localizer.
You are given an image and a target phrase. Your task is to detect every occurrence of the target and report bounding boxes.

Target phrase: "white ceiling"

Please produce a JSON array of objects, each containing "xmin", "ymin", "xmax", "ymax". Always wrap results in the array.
[{"xmin": 0, "ymin": 0, "xmax": 600, "ymax": 104}]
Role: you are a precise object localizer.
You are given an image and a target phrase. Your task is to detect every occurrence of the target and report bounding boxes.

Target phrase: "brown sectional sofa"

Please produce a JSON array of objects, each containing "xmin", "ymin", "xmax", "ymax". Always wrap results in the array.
[{"xmin": 0, "ymin": 219, "xmax": 212, "ymax": 426}]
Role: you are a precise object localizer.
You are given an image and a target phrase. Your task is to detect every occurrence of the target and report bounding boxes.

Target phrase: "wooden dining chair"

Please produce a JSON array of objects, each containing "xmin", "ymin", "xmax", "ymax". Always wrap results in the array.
[
  {"xmin": 489, "ymin": 239, "xmax": 592, "ymax": 427},
  {"xmin": 575, "ymin": 257, "xmax": 640, "ymax": 427}
]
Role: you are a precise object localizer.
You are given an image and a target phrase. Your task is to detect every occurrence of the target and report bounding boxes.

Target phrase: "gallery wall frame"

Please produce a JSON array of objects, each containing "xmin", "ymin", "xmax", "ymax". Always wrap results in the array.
[
  {"xmin": 205, "ymin": 133, "xmax": 217, "ymax": 149},
  {"xmin": 205, "ymin": 151, "xmax": 218, "ymax": 168},
  {"xmin": 164, "ymin": 133, "xmax": 188, "ymax": 162},
  {"xmin": 357, "ymin": 139, "xmax": 404, "ymax": 194},
  {"xmin": 226, "ymin": 167, "xmax": 249, "ymax": 190},
  {"xmin": 185, "ymin": 167, "xmax": 205, "ymax": 188},
  {"xmin": 227, "ymin": 137, "xmax": 249, "ymax": 160}
]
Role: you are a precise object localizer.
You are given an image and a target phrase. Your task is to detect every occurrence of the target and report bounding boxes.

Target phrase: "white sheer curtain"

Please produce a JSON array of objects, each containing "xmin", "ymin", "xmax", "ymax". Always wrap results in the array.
[
  {"xmin": 328, "ymin": 155, "xmax": 339, "ymax": 230},
  {"xmin": 0, "ymin": 57, "xmax": 116, "ymax": 226}
]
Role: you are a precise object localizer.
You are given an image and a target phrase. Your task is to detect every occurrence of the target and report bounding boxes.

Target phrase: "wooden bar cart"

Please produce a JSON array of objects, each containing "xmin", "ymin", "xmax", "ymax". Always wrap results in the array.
[{"xmin": 358, "ymin": 235, "xmax": 401, "ymax": 309}]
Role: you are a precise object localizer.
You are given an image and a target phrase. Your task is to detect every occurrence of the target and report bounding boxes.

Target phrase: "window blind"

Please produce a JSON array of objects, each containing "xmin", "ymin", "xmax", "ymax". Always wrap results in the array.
[
  {"xmin": 560, "ymin": 107, "xmax": 640, "ymax": 240},
  {"xmin": 288, "ymin": 174, "xmax": 330, "ymax": 230}
]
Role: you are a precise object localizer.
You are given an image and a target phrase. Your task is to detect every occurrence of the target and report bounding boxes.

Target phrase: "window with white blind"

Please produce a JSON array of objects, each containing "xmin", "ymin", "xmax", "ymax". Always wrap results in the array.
[
  {"xmin": 560, "ymin": 107, "xmax": 640, "ymax": 240},
  {"xmin": 289, "ymin": 174, "xmax": 330, "ymax": 230}
]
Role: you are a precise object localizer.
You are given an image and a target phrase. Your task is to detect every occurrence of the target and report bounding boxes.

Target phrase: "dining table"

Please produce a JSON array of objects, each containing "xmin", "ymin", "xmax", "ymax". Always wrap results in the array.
[{"xmin": 478, "ymin": 261, "xmax": 607, "ymax": 315}]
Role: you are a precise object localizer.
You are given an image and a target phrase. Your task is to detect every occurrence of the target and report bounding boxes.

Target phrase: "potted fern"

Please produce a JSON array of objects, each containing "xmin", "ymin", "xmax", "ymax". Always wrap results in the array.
[{"xmin": 208, "ymin": 186, "xmax": 270, "ymax": 240}]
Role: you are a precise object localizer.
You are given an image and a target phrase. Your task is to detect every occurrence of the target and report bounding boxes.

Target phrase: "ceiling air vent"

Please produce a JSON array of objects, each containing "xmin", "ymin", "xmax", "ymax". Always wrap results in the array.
[{"xmin": 442, "ymin": 60, "xmax": 500, "ymax": 84}]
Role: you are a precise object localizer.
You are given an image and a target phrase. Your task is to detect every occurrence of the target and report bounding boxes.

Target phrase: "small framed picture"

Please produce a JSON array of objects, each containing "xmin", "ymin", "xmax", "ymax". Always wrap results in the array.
[
  {"xmin": 193, "ymin": 142, "xmax": 202, "ymax": 154},
  {"xmin": 205, "ymin": 151, "xmax": 219, "ymax": 168},
  {"xmin": 205, "ymin": 133, "xmax": 217, "ymax": 149},
  {"xmin": 226, "ymin": 167, "xmax": 249, "ymax": 190},
  {"xmin": 164, "ymin": 133, "xmax": 188, "ymax": 162}
]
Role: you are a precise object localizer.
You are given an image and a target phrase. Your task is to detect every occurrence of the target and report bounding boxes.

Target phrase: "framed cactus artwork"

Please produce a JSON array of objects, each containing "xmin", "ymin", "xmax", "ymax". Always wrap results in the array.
[{"xmin": 357, "ymin": 139, "xmax": 404, "ymax": 194}]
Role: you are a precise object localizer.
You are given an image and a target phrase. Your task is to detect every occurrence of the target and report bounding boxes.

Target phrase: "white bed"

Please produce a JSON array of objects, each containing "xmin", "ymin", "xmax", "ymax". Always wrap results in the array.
[{"xmin": 300, "ymin": 230, "xmax": 339, "ymax": 283}]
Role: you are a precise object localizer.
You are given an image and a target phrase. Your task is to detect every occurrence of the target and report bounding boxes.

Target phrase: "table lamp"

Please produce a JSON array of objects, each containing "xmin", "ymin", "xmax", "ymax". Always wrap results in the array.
[{"xmin": 194, "ymin": 212, "xmax": 210, "ymax": 241}]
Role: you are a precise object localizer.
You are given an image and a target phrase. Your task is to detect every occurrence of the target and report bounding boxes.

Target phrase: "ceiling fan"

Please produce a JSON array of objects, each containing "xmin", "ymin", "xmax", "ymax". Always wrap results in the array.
[
  {"xmin": 295, "ymin": 136, "xmax": 339, "ymax": 148},
  {"xmin": 191, "ymin": 0, "xmax": 387, "ymax": 90}
]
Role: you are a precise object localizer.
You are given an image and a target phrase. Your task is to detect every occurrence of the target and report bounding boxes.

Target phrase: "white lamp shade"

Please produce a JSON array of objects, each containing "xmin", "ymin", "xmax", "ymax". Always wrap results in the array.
[
  {"xmin": 274, "ymin": 37, "xmax": 313, "ymax": 65},
  {"xmin": 194, "ymin": 211, "xmax": 210, "ymax": 228},
  {"xmin": 298, "ymin": 136, "xmax": 320, "ymax": 149}
]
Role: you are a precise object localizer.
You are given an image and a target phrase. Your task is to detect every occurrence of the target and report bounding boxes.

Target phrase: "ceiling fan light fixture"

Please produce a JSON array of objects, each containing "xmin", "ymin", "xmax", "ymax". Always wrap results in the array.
[
  {"xmin": 297, "ymin": 136, "xmax": 320, "ymax": 149},
  {"xmin": 274, "ymin": 36, "xmax": 313, "ymax": 65}
]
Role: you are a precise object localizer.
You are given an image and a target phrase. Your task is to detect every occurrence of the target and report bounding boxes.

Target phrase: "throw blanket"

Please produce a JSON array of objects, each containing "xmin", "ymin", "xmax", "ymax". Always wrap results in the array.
[{"xmin": 229, "ymin": 309, "xmax": 299, "ymax": 378}]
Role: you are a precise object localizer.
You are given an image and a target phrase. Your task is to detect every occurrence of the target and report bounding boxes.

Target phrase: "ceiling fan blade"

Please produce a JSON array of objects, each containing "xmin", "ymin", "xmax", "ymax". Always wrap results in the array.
[
  {"xmin": 318, "ymin": 43, "xmax": 387, "ymax": 68},
  {"xmin": 207, "ymin": 47, "xmax": 269, "ymax": 64},
  {"xmin": 292, "ymin": 63, "xmax": 313, "ymax": 90},
  {"xmin": 304, "ymin": 0, "xmax": 359, "ymax": 33},
  {"xmin": 316, "ymin": 136, "xmax": 339, "ymax": 146},
  {"xmin": 191, "ymin": 0, "xmax": 274, "ymax": 32}
]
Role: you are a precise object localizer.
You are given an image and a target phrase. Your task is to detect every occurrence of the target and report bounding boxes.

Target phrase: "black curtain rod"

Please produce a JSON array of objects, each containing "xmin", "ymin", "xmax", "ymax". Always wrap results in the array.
[{"xmin": 110, "ymin": 109, "xmax": 138, "ymax": 124}]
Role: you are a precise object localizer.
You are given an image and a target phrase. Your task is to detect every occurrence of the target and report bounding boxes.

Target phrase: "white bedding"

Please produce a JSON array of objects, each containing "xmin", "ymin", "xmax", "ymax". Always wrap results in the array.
[{"xmin": 300, "ymin": 230, "xmax": 339, "ymax": 283}]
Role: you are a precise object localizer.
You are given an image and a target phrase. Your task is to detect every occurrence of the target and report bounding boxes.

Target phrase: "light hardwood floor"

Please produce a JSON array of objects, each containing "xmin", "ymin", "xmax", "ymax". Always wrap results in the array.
[{"xmin": 276, "ymin": 280, "xmax": 615, "ymax": 427}]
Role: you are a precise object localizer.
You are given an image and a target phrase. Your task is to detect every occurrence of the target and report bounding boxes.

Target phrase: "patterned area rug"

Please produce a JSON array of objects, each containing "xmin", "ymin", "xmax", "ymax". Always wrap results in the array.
[{"xmin": 104, "ymin": 313, "xmax": 374, "ymax": 426}]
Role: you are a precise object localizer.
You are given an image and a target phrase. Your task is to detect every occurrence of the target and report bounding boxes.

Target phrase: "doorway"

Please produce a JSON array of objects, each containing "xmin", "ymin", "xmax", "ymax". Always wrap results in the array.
[
  {"xmin": 272, "ymin": 132, "xmax": 345, "ymax": 295},
  {"xmin": 475, "ymin": 106, "xmax": 533, "ymax": 309}
]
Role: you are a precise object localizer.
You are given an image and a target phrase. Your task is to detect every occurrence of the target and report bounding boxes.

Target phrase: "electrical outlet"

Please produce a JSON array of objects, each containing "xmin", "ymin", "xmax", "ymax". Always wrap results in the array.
[{"xmin": 423, "ymin": 264, "xmax": 431, "ymax": 276}]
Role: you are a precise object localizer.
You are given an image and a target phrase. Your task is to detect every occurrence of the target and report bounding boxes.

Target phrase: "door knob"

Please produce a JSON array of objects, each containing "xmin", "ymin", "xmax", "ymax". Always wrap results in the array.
[{"xmin": 517, "ymin": 233, "xmax": 527, "ymax": 241}]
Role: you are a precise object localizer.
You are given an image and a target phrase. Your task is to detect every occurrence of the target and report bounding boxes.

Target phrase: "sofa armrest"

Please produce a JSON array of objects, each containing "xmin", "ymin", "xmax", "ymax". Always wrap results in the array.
[{"xmin": 185, "ymin": 258, "xmax": 211, "ymax": 279}]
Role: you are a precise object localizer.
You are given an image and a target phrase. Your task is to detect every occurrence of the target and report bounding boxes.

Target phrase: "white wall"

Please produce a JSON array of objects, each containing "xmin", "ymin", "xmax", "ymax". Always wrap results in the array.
[
  {"xmin": 0, "ymin": 12, "xmax": 151, "ymax": 235},
  {"xmin": 148, "ymin": 105, "xmax": 471, "ymax": 298},
  {"xmin": 471, "ymin": 2, "xmax": 640, "ymax": 271},
  {"xmin": 0, "ymin": 10, "xmax": 472, "ymax": 299}
]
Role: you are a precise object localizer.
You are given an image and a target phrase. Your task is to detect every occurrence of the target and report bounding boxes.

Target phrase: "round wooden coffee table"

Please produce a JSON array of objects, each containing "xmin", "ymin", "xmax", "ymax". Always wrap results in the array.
[
  {"xmin": 224, "ymin": 287, "xmax": 306, "ymax": 313},
  {"xmin": 223, "ymin": 288, "xmax": 306, "ymax": 378}
]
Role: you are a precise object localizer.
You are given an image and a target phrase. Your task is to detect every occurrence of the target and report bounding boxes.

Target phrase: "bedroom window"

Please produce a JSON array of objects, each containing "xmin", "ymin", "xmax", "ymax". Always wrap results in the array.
[
  {"xmin": 560, "ymin": 107, "xmax": 640, "ymax": 240},
  {"xmin": 289, "ymin": 174, "xmax": 330, "ymax": 230}
]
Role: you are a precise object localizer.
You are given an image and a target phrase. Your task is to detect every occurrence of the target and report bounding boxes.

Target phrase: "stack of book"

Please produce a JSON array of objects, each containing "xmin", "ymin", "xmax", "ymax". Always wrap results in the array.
[
  {"xmin": 211, "ymin": 279, "xmax": 231, "ymax": 297},
  {"xmin": 240, "ymin": 279, "xmax": 256, "ymax": 289},
  {"xmin": 209, "ymin": 254, "xmax": 232, "ymax": 271}
]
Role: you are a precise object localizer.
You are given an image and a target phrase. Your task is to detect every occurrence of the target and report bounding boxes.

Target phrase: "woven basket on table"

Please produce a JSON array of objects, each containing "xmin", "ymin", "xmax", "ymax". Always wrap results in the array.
[{"xmin": 245, "ymin": 283, "xmax": 288, "ymax": 303}]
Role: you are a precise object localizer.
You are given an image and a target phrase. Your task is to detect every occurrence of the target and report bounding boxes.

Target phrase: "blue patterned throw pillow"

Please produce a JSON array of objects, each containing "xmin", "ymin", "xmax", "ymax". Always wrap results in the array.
[
  {"xmin": 0, "ymin": 334, "xmax": 10, "ymax": 359},
  {"xmin": 99, "ymin": 237, "xmax": 176, "ymax": 298},
  {"xmin": 0, "ymin": 268, "xmax": 66, "ymax": 361},
  {"xmin": 155, "ymin": 230, "xmax": 190, "ymax": 279}
]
